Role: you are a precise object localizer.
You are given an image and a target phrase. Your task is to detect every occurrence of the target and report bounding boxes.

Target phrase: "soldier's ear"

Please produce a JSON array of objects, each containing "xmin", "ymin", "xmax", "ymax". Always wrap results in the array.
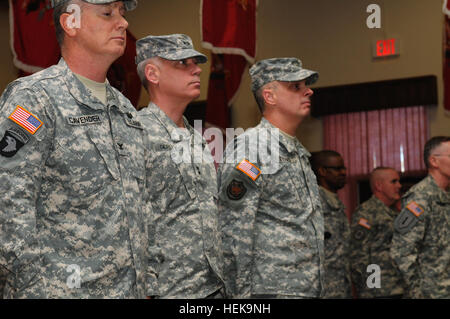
[
  {"xmin": 145, "ymin": 63, "xmax": 160, "ymax": 85},
  {"xmin": 59, "ymin": 12, "xmax": 80, "ymax": 38},
  {"xmin": 262, "ymin": 87, "xmax": 276, "ymax": 106}
]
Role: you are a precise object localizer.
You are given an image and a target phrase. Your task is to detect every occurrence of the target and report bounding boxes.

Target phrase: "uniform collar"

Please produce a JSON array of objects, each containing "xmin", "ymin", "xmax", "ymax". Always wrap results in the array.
[
  {"xmin": 370, "ymin": 195, "xmax": 397, "ymax": 218},
  {"xmin": 259, "ymin": 117, "xmax": 310, "ymax": 158},
  {"xmin": 144, "ymin": 102, "xmax": 194, "ymax": 142},
  {"xmin": 319, "ymin": 186, "xmax": 345, "ymax": 210},
  {"xmin": 59, "ymin": 58, "xmax": 129, "ymax": 114},
  {"xmin": 426, "ymin": 175, "xmax": 450, "ymax": 204}
]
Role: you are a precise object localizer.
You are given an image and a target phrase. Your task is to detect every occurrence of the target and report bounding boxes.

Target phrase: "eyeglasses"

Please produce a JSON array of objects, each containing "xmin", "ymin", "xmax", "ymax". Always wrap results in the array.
[{"xmin": 323, "ymin": 166, "xmax": 347, "ymax": 171}]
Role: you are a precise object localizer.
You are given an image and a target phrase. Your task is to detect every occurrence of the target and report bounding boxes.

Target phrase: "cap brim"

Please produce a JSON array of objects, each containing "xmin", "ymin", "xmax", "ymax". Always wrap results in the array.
[
  {"xmin": 124, "ymin": 0, "xmax": 137, "ymax": 11},
  {"xmin": 162, "ymin": 49, "xmax": 208, "ymax": 64},
  {"xmin": 279, "ymin": 69, "xmax": 318, "ymax": 85}
]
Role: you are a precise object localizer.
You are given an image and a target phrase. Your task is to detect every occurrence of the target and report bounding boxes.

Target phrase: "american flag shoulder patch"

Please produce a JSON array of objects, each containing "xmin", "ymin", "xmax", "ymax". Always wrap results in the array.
[
  {"xmin": 358, "ymin": 218, "xmax": 371, "ymax": 230},
  {"xmin": 406, "ymin": 201, "xmax": 424, "ymax": 217},
  {"xmin": 8, "ymin": 105, "xmax": 43, "ymax": 135},
  {"xmin": 236, "ymin": 159, "xmax": 261, "ymax": 181}
]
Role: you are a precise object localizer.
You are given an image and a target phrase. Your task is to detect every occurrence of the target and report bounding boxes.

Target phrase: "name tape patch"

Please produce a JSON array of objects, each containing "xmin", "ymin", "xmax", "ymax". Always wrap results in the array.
[
  {"xmin": 8, "ymin": 105, "xmax": 43, "ymax": 135},
  {"xmin": 67, "ymin": 115, "xmax": 103, "ymax": 126}
]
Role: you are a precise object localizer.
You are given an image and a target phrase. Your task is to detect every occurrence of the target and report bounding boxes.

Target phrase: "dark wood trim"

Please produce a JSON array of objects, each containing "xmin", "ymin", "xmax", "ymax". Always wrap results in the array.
[{"xmin": 311, "ymin": 75, "xmax": 438, "ymax": 117}]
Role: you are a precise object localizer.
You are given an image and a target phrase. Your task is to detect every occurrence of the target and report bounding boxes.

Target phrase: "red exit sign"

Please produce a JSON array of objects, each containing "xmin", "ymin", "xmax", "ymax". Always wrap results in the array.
[{"xmin": 373, "ymin": 38, "xmax": 400, "ymax": 58}]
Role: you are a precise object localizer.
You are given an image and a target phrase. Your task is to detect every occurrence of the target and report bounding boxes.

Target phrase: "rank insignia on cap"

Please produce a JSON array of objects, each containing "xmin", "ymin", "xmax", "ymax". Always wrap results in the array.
[
  {"xmin": 236, "ymin": 159, "xmax": 261, "ymax": 181},
  {"xmin": 8, "ymin": 105, "xmax": 43, "ymax": 135},
  {"xmin": 227, "ymin": 179, "xmax": 247, "ymax": 200},
  {"xmin": 358, "ymin": 218, "xmax": 371, "ymax": 230},
  {"xmin": 406, "ymin": 201, "xmax": 424, "ymax": 217}
]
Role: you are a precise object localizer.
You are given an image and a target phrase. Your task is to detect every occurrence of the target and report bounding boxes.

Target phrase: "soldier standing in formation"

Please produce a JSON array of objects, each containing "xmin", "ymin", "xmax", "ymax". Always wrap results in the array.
[
  {"xmin": 218, "ymin": 57, "xmax": 325, "ymax": 298},
  {"xmin": 391, "ymin": 136, "xmax": 450, "ymax": 298},
  {"xmin": 0, "ymin": 0, "xmax": 155, "ymax": 298},
  {"xmin": 351, "ymin": 167, "xmax": 405, "ymax": 298},
  {"xmin": 136, "ymin": 34, "xmax": 225, "ymax": 298},
  {"xmin": 310, "ymin": 150, "xmax": 352, "ymax": 298}
]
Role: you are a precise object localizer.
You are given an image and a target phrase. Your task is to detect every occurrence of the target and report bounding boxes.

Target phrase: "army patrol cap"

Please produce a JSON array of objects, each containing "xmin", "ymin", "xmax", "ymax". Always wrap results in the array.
[
  {"xmin": 135, "ymin": 34, "xmax": 207, "ymax": 65},
  {"xmin": 51, "ymin": 0, "xmax": 137, "ymax": 11},
  {"xmin": 249, "ymin": 57, "xmax": 318, "ymax": 92}
]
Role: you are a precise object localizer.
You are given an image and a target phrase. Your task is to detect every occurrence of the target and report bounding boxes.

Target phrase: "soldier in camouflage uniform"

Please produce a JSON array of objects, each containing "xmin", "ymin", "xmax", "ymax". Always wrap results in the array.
[
  {"xmin": 351, "ymin": 167, "xmax": 405, "ymax": 298},
  {"xmin": 310, "ymin": 150, "xmax": 352, "ymax": 298},
  {"xmin": 0, "ymin": 0, "xmax": 157, "ymax": 298},
  {"xmin": 390, "ymin": 136, "xmax": 450, "ymax": 298},
  {"xmin": 136, "ymin": 34, "xmax": 225, "ymax": 298},
  {"xmin": 218, "ymin": 57, "xmax": 325, "ymax": 298}
]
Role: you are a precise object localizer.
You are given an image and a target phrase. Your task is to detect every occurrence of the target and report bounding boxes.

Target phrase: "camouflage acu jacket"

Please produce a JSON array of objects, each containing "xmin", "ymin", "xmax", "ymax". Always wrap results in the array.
[
  {"xmin": 0, "ymin": 59, "xmax": 154, "ymax": 298},
  {"xmin": 351, "ymin": 195, "xmax": 405, "ymax": 298},
  {"xmin": 139, "ymin": 103, "xmax": 224, "ymax": 298},
  {"xmin": 390, "ymin": 175, "xmax": 449, "ymax": 298},
  {"xmin": 319, "ymin": 187, "xmax": 352, "ymax": 298},
  {"xmin": 218, "ymin": 117, "xmax": 324, "ymax": 298}
]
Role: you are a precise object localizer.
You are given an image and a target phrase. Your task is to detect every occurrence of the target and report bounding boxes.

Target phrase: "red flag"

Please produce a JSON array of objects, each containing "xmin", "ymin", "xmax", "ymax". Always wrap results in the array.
[
  {"xmin": 9, "ymin": 0, "xmax": 60, "ymax": 74},
  {"xmin": 201, "ymin": 0, "xmax": 257, "ymax": 128}
]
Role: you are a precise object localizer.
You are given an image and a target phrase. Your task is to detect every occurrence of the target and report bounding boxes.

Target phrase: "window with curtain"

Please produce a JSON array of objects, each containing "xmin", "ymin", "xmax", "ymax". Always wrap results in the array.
[{"xmin": 323, "ymin": 106, "xmax": 428, "ymax": 220}]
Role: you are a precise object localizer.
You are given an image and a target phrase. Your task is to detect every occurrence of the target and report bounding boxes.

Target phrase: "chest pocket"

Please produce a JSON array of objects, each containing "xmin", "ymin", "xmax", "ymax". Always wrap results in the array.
[
  {"xmin": 47, "ymin": 124, "xmax": 118, "ymax": 198},
  {"xmin": 152, "ymin": 142, "xmax": 197, "ymax": 200}
]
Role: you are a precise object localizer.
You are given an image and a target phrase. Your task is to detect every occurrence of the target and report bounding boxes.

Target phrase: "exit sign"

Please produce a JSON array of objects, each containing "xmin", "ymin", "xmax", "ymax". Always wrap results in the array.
[{"xmin": 373, "ymin": 38, "xmax": 400, "ymax": 58}]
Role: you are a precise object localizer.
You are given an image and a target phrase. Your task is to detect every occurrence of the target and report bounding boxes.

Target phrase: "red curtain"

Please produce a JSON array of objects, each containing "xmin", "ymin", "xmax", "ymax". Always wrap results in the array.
[
  {"xmin": 323, "ymin": 106, "xmax": 428, "ymax": 220},
  {"xmin": 10, "ymin": 0, "xmax": 60, "ymax": 74},
  {"xmin": 201, "ymin": 0, "xmax": 257, "ymax": 129}
]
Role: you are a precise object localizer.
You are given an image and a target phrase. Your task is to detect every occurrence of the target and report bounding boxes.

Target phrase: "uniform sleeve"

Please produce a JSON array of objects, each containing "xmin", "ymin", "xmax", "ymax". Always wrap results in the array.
[
  {"xmin": 217, "ymin": 161, "xmax": 261, "ymax": 298},
  {"xmin": 390, "ymin": 197, "xmax": 427, "ymax": 299},
  {"xmin": 350, "ymin": 210, "xmax": 372, "ymax": 296},
  {"xmin": 143, "ymin": 138, "xmax": 162, "ymax": 298},
  {"xmin": 0, "ymin": 85, "xmax": 52, "ymax": 298}
]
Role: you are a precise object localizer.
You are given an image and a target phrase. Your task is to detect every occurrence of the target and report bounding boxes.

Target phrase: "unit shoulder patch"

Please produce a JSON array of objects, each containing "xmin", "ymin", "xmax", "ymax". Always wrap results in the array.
[
  {"xmin": 394, "ymin": 210, "xmax": 419, "ymax": 234},
  {"xmin": 0, "ymin": 130, "xmax": 25, "ymax": 157},
  {"xmin": 226, "ymin": 179, "xmax": 247, "ymax": 200}
]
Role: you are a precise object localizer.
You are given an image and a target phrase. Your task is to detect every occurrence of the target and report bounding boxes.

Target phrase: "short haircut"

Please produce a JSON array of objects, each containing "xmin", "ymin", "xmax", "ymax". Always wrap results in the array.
[
  {"xmin": 369, "ymin": 166, "xmax": 396, "ymax": 192},
  {"xmin": 309, "ymin": 150, "xmax": 342, "ymax": 176},
  {"xmin": 424, "ymin": 136, "xmax": 450, "ymax": 169},
  {"xmin": 252, "ymin": 82, "xmax": 278, "ymax": 113},
  {"xmin": 137, "ymin": 57, "xmax": 162, "ymax": 91},
  {"xmin": 253, "ymin": 88, "xmax": 265, "ymax": 113}
]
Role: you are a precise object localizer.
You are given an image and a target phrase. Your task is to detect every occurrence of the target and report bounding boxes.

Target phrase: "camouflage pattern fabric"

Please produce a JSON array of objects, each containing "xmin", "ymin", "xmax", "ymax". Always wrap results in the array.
[
  {"xmin": 50, "ymin": 0, "xmax": 137, "ymax": 11},
  {"xmin": 139, "ymin": 103, "xmax": 224, "ymax": 298},
  {"xmin": 218, "ymin": 117, "xmax": 325, "ymax": 298},
  {"xmin": 0, "ymin": 58, "xmax": 154, "ymax": 298},
  {"xmin": 135, "ymin": 34, "xmax": 207, "ymax": 65},
  {"xmin": 249, "ymin": 57, "xmax": 318, "ymax": 92},
  {"xmin": 350, "ymin": 195, "xmax": 405, "ymax": 298},
  {"xmin": 390, "ymin": 175, "xmax": 450, "ymax": 298},
  {"xmin": 319, "ymin": 186, "xmax": 352, "ymax": 298}
]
